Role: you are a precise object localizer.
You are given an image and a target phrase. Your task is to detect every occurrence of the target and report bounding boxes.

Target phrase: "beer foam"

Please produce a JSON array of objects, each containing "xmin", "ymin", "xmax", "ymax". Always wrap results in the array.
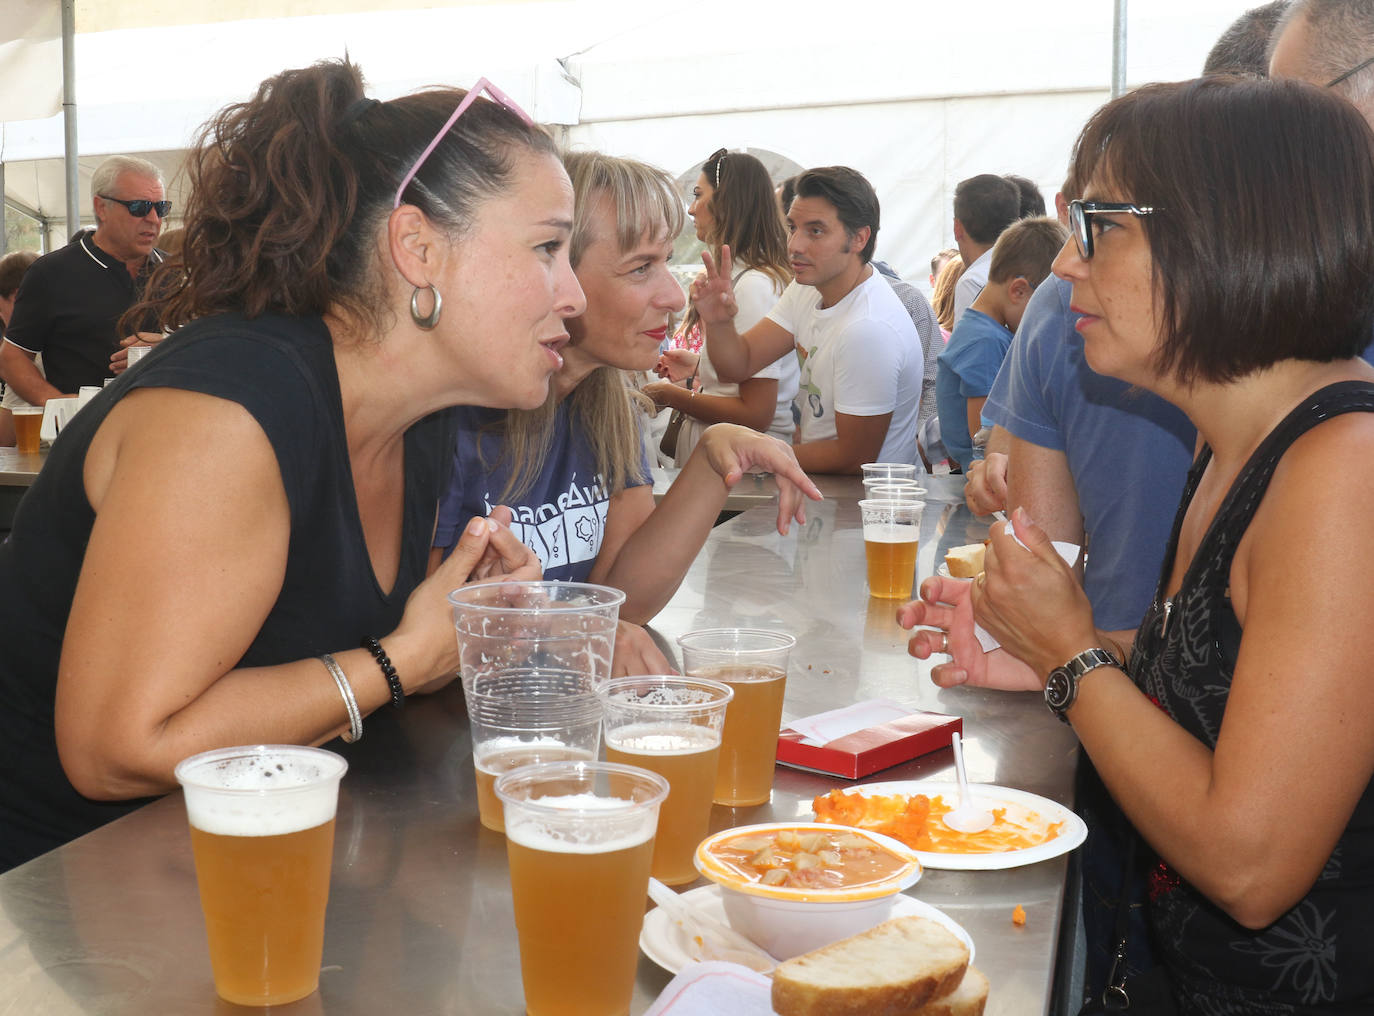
[
  {"xmin": 504, "ymin": 794, "xmax": 656, "ymax": 854},
  {"xmin": 606, "ymin": 724, "xmax": 718, "ymax": 755},
  {"xmin": 181, "ymin": 753, "xmax": 342, "ymax": 838},
  {"xmin": 864, "ymin": 523, "xmax": 918, "ymax": 544}
]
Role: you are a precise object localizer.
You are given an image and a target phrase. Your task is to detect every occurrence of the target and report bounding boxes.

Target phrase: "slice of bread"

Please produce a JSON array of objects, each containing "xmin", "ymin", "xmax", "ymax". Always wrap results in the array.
[
  {"xmin": 909, "ymin": 965, "xmax": 989, "ymax": 1016},
  {"xmin": 770, "ymin": 916, "xmax": 971, "ymax": 1016},
  {"xmin": 944, "ymin": 544, "xmax": 986, "ymax": 579}
]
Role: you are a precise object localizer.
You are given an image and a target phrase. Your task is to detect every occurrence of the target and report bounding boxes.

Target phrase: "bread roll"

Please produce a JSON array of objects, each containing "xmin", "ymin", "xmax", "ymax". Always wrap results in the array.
[
  {"xmin": 944, "ymin": 544, "xmax": 986, "ymax": 579},
  {"xmin": 770, "ymin": 916, "xmax": 970, "ymax": 1016},
  {"xmin": 909, "ymin": 965, "xmax": 989, "ymax": 1016}
]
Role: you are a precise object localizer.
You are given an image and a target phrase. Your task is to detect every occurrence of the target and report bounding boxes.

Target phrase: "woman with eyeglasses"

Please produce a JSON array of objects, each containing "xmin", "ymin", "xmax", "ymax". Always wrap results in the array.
[
  {"xmin": 642, "ymin": 149, "xmax": 799, "ymax": 466},
  {"xmin": 0, "ymin": 59, "xmax": 585, "ymax": 870},
  {"xmin": 431, "ymin": 151, "xmax": 818, "ymax": 674},
  {"xmin": 902, "ymin": 76, "xmax": 1374, "ymax": 1012}
]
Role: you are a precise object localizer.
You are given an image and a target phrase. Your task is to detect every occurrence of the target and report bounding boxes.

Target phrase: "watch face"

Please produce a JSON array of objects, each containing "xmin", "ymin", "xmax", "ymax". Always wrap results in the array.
[{"xmin": 1045, "ymin": 669, "xmax": 1073, "ymax": 711}]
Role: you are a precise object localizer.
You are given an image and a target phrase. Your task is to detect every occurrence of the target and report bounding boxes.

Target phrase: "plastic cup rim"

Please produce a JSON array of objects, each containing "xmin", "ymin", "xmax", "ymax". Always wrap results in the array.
[
  {"xmin": 174, "ymin": 743, "xmax": 348, "ymax": 795},
  {"xmin": 447, "ymin": 580, "xmax": 627, "ymax": 614},
  {"xmin": 674, "ymin": 627, "xmax": 797, "ymax": 654},
  {"xmin": 493, "ymin": 759, "xmax": 669, "ymax": 812},
  {"xmin": 596, "ymin": 675, "xmax": 735, "ymax": 711}
]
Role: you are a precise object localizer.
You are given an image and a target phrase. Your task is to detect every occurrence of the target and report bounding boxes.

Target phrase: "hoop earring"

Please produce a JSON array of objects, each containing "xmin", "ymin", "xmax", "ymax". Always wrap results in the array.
[{"xmin": 410, "ymin": 284, "xmax": 442, "ymax": 330}]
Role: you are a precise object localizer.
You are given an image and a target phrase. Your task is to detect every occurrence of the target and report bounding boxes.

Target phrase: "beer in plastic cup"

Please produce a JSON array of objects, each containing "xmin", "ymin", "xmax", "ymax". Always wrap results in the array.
[
  {"xmin": 598, "ymin": 676, "xmax": 733, "ymax": 885},
  {"xmin": 859, "ymin": 498, "xmax": 925, "ymax": 599},
  {"xmin": 449, "ymin": 581, "xmax": 625, "ymax": 694},
  {"xmin": 676, "ymin": 628, "xmax": 795, "ymax": 806},
  {"xmin": 467, "ymin": 667, "xmax": 603, "ymax": 833},
  {"xmin": 175, "ymin": 744, "xmax": 347, "ymax": 1007},
  {"xmin": 12, "ymin": 406, "xmax": 42, "ymax": 454},
  {"xmin": 496, "ymin": 761, "xmax": 668, "ymax": 1016}
]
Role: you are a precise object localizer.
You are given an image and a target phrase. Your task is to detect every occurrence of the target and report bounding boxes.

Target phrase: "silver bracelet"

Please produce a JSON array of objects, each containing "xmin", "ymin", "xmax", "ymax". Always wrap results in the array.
[{"xmin": 320, "ymin": 653, "xmax": 362, "ymax": 743}]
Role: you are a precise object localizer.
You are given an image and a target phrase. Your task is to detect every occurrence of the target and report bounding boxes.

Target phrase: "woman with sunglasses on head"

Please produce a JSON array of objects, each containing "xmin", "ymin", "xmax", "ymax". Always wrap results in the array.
[
  {"xmin": 431, "ymin": 151, "xmax": 819, "ymax": 674},
  {"xmin": 902, "ymin": 76, "xmax": 1374, "ymax": 1013},
  {"xmin": 0, "ymin": 59, "xmax": 580, "ymax": 871},
  {"xmin": 642, "ymin": 149, "xmax": 799, "ymax": 466}
]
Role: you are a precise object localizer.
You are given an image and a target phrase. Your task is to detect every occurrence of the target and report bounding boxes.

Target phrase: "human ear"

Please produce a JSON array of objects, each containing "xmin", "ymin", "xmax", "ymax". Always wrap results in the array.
[{"xmin": 386, "ymin": 205, "xmax": 439, "ymax": 289}]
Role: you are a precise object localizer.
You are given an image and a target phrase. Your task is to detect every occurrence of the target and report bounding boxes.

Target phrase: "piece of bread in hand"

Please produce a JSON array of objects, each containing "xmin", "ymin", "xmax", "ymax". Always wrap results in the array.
[
  {"xmin": 909, "ymin": 965, "xmax": 989, "ymax": 1016},
  {"xmin": 944, "ymin": 543, "xmax": 986, "ymax": 578},
  {"xmin": 770, "ymin": 916, "xmax": 971, "ymax": 1016}
]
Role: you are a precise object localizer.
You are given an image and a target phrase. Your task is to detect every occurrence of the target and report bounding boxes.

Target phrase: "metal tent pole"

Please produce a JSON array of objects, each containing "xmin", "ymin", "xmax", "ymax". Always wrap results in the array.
[
  {"xmin": 62, "ymin": 0, "xmax": 79, "ymax": 237},
  {"xmin": 1112, "ymin": 0, "xmax": 1128, "ymax": 98}
]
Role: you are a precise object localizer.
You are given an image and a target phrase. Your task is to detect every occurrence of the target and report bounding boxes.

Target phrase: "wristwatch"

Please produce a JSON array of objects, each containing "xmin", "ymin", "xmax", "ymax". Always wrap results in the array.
[{"xmin": 1044, "ymin": 647, "xmax": 1120, "ymax": 722}]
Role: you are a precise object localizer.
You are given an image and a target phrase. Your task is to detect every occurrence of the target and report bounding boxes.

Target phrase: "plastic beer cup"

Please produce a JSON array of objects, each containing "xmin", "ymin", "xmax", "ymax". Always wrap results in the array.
[
  {"xmin": 860, "ymin": 461, "xmax": 918, "ymax": 487},
  {"xmin": 676, "ymin": 628, "xmax": 795, "ymax": 806},
  {"xmin": 496, "ymin": 761, "xmax": 668, "ymax": 1016},
  {"xmin": 859, "ymin": 498, "xmax": 925, "ymax": 599},
  {"xmin": 449, "ymin": 581, "xmax": 626, "ymax": 693},
  {"xmin": 12, "ymin": 406, "xmax": 42, "ymax": 454},
  {"xmin": 598, "ymin": 676, "xmax": 733, "ymax": 885},
  {"xmin": 175, "ymin": 744, "xmax": 347, "ymax": 1007},
  {"xmin": 467, "ymin": 667, "xmax": 603, "ymax": 833}
]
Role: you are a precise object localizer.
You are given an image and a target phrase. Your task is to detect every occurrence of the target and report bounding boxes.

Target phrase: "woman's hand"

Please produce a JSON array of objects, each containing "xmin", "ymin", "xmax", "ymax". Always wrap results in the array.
[
  {"xmin": 610, "ymin": 621, "xmax": 675, "ymax": 677},
  {"xmin": 392, "ymin": 514, "xmax": 542, "ymax": 690},
  {"xmin": 690, "ymin": 246, "xmax": 739, "ymax": 326},
  {"xmin": 640, "ymin": 379, "xmax": 683, "ymax": 410},
  {"xmin": 898, "ymin": 577, "xmax": 1041, "ymax": 691},
  {"xmin": 695, "ymin": 424, "xmax": 822, "ymax": 534},
  {"xmin": 971, "ymin": 508, "xmax": 1097, "ymax": 677},
  {"xmin": 656, "ymin": 347, "xmax": 700, "ymax": 383},
  {"xmin": 110, "ymin": 332, "xmax": 164, "ymax": 374}
]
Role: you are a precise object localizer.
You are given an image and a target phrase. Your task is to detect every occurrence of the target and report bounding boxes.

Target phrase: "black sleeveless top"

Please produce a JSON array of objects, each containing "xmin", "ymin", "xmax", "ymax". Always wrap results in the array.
[
  {"xmin": 1129, "ymin": 381, "xmax": 1374, "ymax": 1014},
  {"xmin": 0, "ymin": 313, "xmax": 455, "ymax": 871}
]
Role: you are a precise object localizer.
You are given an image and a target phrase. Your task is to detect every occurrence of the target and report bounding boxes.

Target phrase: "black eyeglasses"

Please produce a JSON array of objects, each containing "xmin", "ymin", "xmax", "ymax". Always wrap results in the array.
[
  {"xmin": 1068, "ymin": 199, "xmax": 1159, "ymax": 259},
  {"xmin": 99, "ymin": 195, "xmax": 172, "ymax": 218},
  {"xmin": 1327, "ymin": 55, "xmax": 1374, "ymax": 89}
]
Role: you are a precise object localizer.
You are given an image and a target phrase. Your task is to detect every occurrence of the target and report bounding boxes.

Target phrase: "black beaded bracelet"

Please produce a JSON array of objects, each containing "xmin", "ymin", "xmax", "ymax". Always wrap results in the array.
[{"xmin": 362, "ymin": 636, "xmax": 404, "ymax": 710}]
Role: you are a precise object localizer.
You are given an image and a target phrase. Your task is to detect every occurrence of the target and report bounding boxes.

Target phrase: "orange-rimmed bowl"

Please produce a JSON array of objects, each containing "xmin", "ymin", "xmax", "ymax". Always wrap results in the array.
[{"xmin": 693, "ymin": 822, "xmax": 922, "ymax": 958}]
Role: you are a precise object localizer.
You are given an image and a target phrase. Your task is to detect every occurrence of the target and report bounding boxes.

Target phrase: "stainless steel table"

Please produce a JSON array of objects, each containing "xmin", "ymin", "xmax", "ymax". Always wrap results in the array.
[
  {"xmin": 0, "ymin": 474, "xmax": 1079, "ymax": 1015},
  {"xmin": 0, "ymin": 446, "xmax": 45, "ymax": 486}
]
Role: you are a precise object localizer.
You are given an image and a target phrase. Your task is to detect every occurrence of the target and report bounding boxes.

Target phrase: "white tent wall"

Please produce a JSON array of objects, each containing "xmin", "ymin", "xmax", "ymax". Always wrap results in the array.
[
  {"xmin": 1, "ymin": 0, "xmax": 1263, "ymax": 262},
  {"xmin": 570, "ymin": 88, "xmax": 1109, "ymax": 282}
]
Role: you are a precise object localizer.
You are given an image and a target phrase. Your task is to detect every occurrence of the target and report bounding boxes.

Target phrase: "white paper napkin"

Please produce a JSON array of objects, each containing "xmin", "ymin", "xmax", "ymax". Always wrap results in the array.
[
  {"xmin": 786, "ymin": 698, "xmax": 914, "ymax": 747},
  {"xmin": 644, "ymin": 961, "xmax": 775, "ymax": 1016},
  {"xmin": 972, "ymin": 540, "xmax": 1082, "ymax": 652},
  {"xmin": 40, "ymin": 397, "xmax": 80, "ymax": 442}
]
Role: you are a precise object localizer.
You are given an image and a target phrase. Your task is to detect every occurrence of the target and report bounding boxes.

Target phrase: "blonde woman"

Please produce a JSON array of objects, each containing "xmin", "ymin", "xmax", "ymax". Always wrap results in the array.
[{"xmin": 432, "ymin": 151, "xmax": 818, "ymax": 672}]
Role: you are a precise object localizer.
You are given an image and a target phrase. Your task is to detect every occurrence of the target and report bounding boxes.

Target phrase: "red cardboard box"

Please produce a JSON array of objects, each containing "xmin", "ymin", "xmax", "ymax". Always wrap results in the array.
[{"xmin": 776, "ymin": 711, "xmax": 963, "ymax": 780}]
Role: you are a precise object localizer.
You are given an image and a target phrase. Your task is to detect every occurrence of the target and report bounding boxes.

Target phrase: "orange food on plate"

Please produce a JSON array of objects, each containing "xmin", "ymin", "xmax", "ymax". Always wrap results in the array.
[{"xmin": 812, "ymin": 789, "xmax": 1064, "ymax": 854}]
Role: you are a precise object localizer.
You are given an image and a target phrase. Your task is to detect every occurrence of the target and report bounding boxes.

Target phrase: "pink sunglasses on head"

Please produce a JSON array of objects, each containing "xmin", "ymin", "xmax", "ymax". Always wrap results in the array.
[{"xmin": 393, "ymin": 77, "xmax": 534, "ymax": 210}]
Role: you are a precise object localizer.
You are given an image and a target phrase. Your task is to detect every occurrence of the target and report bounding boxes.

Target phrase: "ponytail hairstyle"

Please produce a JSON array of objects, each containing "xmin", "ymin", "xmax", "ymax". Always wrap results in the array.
[
  {"xmin": 681, "ymin": 149, "xmax": 792, "ymax": 338},
  {"xmin": 131, "ymin": 59, "xmax": 554, "ymax": 336}
]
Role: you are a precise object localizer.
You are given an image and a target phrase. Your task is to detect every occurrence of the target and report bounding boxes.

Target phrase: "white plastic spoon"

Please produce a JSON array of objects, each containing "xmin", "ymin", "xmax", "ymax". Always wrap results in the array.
[
  {"xmin": 646, "ymin": 877, "xmax": 777, "ymax": 972},
  {"xmin": 943, "ymin": 731, "xmax": 995, "ymax": 834}
]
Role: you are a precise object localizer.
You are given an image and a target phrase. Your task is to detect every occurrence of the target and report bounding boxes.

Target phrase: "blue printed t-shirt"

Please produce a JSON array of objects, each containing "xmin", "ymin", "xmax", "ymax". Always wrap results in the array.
[
  {"xmin": 935, "ymin": 309, "xmax": 1013, "ymax": 470},
  {"xmin": 434, "ymin": 402, "xmax": 651, "ymax": 581},
  {"xmin": 984, "ymin": 276, "xmax": 1196, "ymax": 631}
]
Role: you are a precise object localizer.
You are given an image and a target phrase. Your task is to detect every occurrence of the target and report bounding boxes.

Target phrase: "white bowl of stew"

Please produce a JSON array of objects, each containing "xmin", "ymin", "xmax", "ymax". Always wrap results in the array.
[{"xmin": 694, "ymin": 822, "xmax": 923, "ymax": 959}]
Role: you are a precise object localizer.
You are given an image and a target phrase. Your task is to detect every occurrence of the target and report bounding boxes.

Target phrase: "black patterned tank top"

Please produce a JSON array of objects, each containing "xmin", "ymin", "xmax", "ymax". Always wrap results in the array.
[{"xmin": 1128, "ymin": 381, "xmax": 1374, "ymax": 1015}]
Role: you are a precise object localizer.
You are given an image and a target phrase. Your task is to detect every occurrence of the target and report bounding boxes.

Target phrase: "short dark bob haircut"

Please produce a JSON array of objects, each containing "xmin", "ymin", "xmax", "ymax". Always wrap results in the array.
[
  {"xmin": 792, "ymin": 166, "xmax": 879, "ymax": 263},
  {"xmin": 1071, "ymin": 75, "xmax": 1374, "ymax": 385}
]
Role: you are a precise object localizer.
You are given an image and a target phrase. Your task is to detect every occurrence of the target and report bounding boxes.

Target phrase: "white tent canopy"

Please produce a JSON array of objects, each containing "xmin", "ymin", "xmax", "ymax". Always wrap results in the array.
[{"xmin": 2, "ymin": 0, "xmax": 1251, "ymax": 277}]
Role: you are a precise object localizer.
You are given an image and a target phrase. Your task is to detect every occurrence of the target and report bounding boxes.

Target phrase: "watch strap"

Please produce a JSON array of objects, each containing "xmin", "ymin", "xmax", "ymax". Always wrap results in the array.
[{"xmin": 1045, "ymin": 647, "xmax": 1120, "ymax": 721}]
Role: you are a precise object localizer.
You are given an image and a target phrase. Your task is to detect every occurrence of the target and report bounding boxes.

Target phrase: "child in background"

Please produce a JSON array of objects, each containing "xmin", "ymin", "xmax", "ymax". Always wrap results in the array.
[{"xmin": 935, "ymin": 217, "xmax": 1067, "ymax": 471}]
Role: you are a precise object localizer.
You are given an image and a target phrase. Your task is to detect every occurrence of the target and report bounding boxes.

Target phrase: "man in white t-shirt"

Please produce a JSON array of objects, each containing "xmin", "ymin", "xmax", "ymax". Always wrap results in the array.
[
  {"xmin": 950, "ymin": 174, "xmax": 1021, "ymax": 328},
  {"xmin": 692, "ymin": 166, "xmax": 923, "ymax": 472}
]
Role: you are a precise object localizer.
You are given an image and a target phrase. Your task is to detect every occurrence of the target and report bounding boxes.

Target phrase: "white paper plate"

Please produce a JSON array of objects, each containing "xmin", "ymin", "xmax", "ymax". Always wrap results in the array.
[
  {"xmin": 817, "ymin": 780, "xmax": 1087, "ymax": 871},
  {"xmin": 640, "ymin": 884, "xmax": 974, "ymax": 976}
]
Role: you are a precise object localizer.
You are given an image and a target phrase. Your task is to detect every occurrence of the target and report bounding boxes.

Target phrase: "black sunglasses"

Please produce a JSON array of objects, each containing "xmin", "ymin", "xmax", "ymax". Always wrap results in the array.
[
  {"xmin": 1328, "ymin": 55, "xmax": 1374, "ymax": 89},
  {"xmin": 1068, "ymin": 199, "xmax": 1159, "ymax": 259},
  {"xmin": 99, "ymin": 194, "xmax": 172, "ymax": 218}
]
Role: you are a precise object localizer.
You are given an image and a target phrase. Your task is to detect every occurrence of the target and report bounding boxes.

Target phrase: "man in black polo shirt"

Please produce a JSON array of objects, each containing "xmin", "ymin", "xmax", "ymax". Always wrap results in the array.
[{"xmin": 0, "ymin": 155, "xmax": 167, "ymax": 404}]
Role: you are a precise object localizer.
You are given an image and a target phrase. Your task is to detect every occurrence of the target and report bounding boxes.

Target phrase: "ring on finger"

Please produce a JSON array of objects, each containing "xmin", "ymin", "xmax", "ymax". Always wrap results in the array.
[{"xmin": 939, "ymin": 632, "xmax": 949, "ymax": 654}]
